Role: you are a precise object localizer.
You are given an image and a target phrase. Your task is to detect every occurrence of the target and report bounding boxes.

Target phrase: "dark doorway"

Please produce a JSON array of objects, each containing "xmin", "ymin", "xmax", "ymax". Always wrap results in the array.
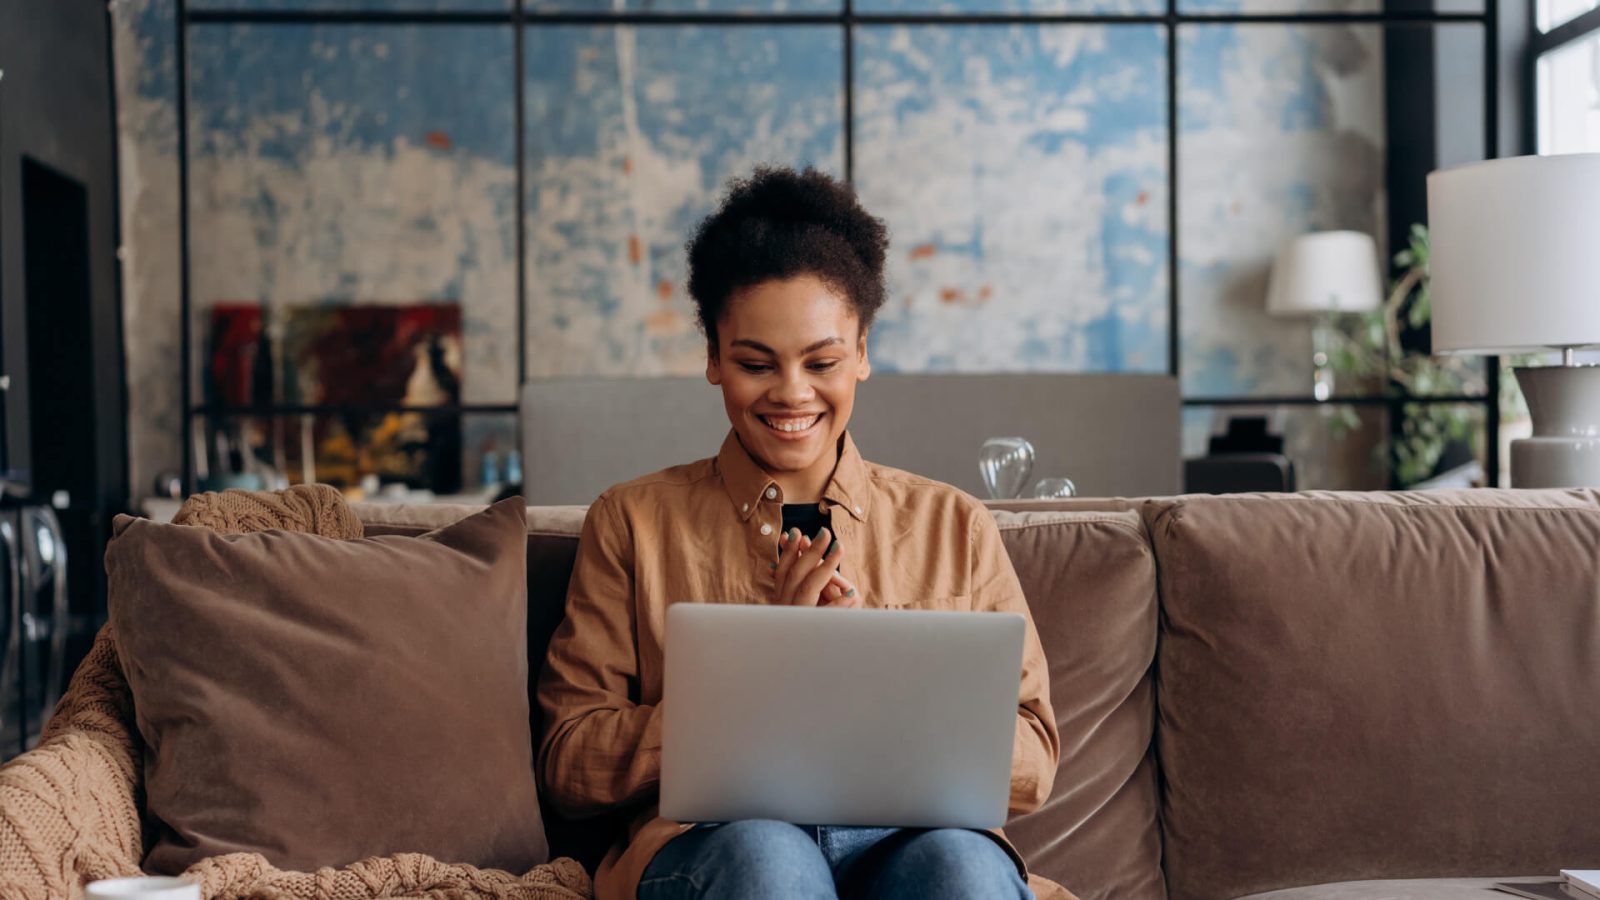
[{"xmin": 21, "ymin": 157, "xmax": 97, "ymax": 682}]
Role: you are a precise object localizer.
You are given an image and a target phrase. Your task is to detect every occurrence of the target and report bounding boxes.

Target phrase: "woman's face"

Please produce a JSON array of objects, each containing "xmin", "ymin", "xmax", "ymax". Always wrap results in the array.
[{"xmin": 706, "ymin": 274, "xmax": 870, "ymax": 490}]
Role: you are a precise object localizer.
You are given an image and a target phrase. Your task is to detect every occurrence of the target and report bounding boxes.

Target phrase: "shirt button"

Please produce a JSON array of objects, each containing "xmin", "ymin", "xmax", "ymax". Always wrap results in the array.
[
  {"xmin": 760, "ymin": 523, "xmax": 773, "ymax": 536},
  {"xmin": 854, "ymin": 505, "xmax": 863, "ymax": 515},
  {"xmin": 765, "ymin": 487, "xmax": 778, "ymax": 500},
  {"xmin": 741, "ymin": 503, "xmax": 749, "ymax": 513}
]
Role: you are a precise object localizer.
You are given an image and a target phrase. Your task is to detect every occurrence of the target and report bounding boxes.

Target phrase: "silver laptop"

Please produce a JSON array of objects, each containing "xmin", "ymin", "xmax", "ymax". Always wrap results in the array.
[{"xmin": 660, "ymin": 604, "xmax": 1025, "ymax": 829}]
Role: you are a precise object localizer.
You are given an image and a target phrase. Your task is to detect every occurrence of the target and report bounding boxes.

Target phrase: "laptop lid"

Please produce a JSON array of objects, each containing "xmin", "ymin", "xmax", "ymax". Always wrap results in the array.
[{"xmin": 660, "ymin": 604, "xmax": 1025, "ymax": 829}]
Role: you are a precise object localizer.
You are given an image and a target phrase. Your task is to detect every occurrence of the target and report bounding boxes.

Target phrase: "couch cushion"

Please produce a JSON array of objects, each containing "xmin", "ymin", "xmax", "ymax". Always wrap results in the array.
[
  {"xmin": 1146, "ymin": 490, "xmax": 1600, "ymax": 900},
  {"xmin": 357, "ymin": 502, "xmax": 587, "ymax": 700},
  {"xmin": 355, "ymin": 502, "xmax": 610, "ymax": 867},
  {"xmin": 996, "ymin": 509, "xmax": 1165, "ymax": 900},
  {"xmin": 1236, "ymin": 877, "xmax": 1553, "ymax": 899},
  {"xmin": 107, "ymin": 498, "xmax": 547, "ymax": 875}
]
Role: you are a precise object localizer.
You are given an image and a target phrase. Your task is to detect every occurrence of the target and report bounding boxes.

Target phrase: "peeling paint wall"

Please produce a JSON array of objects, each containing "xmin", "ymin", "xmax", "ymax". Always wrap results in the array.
[{"xmin": 113, "ymin": 0, "xmax": 1387, "ymax": 493}]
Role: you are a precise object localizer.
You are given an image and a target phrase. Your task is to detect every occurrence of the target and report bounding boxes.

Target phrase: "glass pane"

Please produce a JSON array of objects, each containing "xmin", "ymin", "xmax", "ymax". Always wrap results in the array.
[
  {"xmin": 1539, "ymin": 0, "xmax": 1598, "ymax": 32},
  {"xmin": 1179, "ymin": 24, "xmax": 1386, "ymax": 398},
  {"xmin": 854, "ymin": 24, "xmax": 1169, "ymax": 373},
  {"xmin": 192, "ymin": 0, "xmax": 509, "ymax": 9},
  {"xmin": 1432, "ymin": 23, "xmax": 1487, "ymax": 169},
  {"xmin": 1538, "ymin": 31, "xmax": 1600, "ymax": 155},
  {"xmin": 1179, "ymin": 0, "xmax": 1488, "ymax": 12},
  {"xmin": 1182, "ymin": 404, "xmax": 1389, "ymax": 490},
  {"xmin": 523, "ymin": 25, "xmax": 843, "ymax": 375},
  {"xmin": 1179, "ymin": 0, "xmax": 1377, "ymax": 18},
  {"xmin": 191, "ymin": 411, "xmax": 518, "ymax": 498},
  {"xmin": 1395, "ymin": 402, "xmax": 1487, "ymax": 488},
  {"xmin": 1431, "ymin": 0, "xmax": 1485, "ymax": 13},
  {"xmin": 857, "ymin": 0, "xmax": 1160, "ymax": 14},
  {"xmin": 529, "ymin": 0, "xmax": 839, "ymax": 9},
  {"xmin": 188, "ymin": 25, "xmax": 519, "ymax": 404},
  {"xmin": 1354, "ymin": 207, "xmax": 1488, "ymax": 399}
]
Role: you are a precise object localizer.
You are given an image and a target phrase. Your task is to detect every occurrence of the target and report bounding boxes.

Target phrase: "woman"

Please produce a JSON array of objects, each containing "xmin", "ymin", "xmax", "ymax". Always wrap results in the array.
[{"xmin": 536, "ymin": 167, "xmax": 1063, "ymax": 900}]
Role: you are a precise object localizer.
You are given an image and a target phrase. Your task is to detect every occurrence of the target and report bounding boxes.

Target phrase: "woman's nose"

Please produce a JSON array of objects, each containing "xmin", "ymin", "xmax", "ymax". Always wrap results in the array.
[{"xmin": 769, "ymin": 368, "xmax": 816, "ymax": 405}]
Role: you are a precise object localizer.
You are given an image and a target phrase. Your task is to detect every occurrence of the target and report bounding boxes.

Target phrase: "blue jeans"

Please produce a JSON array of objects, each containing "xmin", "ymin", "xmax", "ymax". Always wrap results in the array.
[{"xmin": 637, "ymin": 820, "xmax": 1034, "ymax": 900}]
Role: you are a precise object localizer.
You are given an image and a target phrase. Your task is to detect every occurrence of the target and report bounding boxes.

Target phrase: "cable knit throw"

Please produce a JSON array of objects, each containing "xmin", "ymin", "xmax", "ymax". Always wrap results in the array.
[
  {"xmin": 0, "ymin": 485, "xmax": 592, "ymax": 900},
  {"xmin": 170, "ymin": 484, "xmax": 367, "ymax": 539}
]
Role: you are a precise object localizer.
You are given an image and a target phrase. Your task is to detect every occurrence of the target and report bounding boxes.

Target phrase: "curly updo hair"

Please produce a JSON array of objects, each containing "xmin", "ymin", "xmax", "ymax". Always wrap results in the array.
[{"xmin": 687, "ymin": 166, "xmax": 889, "ymax": 353}]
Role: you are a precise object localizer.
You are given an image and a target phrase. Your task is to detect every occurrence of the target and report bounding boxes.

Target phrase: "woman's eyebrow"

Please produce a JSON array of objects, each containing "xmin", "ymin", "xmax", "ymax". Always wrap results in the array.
[{"xmin": 730, "ymin": 337, "xmax": 843, "ymax": 354}]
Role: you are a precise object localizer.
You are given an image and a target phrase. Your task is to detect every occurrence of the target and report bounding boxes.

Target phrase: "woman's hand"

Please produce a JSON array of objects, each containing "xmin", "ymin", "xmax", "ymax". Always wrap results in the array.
[{"xmin": 772, "ymin": 528, "xmax": 862, "ymax": 608}]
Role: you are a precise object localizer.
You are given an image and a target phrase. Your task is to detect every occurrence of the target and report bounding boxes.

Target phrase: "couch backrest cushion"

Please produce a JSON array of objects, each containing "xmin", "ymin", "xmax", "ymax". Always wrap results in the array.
[
  {"xmin": 996, "ymin": 510, "xmax": 1166, "ymax": 900},
  {"xmin": 1145, "ymin": 490, "xmax": 1600, "ymax": 900},
  {"xmin": 357, "ymin": 501, "xmax": 1168, "ymax": 891}
]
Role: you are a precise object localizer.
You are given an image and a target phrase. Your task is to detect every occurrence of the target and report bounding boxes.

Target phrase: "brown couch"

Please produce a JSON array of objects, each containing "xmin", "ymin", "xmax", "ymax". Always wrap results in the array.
[{"xmin": 356, "ymin": 488, "xmax": 1600, "ymax": 900}]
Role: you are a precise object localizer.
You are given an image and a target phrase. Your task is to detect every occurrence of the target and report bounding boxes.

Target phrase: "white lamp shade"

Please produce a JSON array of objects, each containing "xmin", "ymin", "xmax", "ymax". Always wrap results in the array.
[
  {"xmin": 1265, "ymin": 231, "xmax": 1384, "ymax": 316},
  {"xmin": 1428, "ymin": 152, "xmax": 1600, "ymax": 354}
]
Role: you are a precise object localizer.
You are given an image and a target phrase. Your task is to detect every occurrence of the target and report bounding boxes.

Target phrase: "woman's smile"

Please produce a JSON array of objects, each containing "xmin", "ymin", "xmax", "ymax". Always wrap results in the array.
[{"xmin": 758, "ymin": 412, "xmax": 824, "ymax": 438}]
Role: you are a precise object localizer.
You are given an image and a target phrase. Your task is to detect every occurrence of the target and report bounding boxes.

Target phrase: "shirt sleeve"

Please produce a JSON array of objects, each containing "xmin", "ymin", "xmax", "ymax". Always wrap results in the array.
[
  {"xmin": 969, "ymin": 508, "xmax": 1061, "ymax": 815},
  {"xmin": 535, "ymin": 493, "xmax": 664, "ymax": 818}
]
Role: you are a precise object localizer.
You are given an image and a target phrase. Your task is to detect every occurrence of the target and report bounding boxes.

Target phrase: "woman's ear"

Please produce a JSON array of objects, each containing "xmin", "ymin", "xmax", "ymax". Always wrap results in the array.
[
  {"xmin": 856, "ymin": 327, "xmax": 871, "ymax": 382},
  {"xmin": 706, "ymin": 344, "xmax": 723, "ymax": 386}
]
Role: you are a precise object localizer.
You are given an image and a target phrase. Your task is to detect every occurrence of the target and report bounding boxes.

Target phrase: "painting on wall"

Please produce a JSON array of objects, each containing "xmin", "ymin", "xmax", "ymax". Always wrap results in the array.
[{"xmin": 203, "ymin": 303, "xmax": 463, "ymax": 492}]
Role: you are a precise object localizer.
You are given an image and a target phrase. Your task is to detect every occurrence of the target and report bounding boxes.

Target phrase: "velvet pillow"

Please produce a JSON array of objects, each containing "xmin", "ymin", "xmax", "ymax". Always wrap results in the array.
[{"xmin": 106, "ymin": 497, "xmax": 547, "ymax": 875}]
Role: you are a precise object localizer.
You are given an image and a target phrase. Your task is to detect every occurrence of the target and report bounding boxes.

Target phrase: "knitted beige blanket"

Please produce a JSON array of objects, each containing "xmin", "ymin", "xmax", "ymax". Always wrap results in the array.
[{"xmin": 0, "ymin": 486, "xmax": 592, "ymax": 900}]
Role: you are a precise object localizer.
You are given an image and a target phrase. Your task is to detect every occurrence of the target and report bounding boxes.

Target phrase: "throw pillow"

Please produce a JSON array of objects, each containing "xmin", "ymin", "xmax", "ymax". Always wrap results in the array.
[{"xmin": 106, "ymin": 497, "xmax": 547, "ymax": 875}]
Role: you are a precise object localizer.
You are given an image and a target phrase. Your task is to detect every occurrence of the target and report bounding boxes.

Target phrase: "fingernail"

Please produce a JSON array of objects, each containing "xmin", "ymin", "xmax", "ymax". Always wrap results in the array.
[
  {"xmin": 827, "ymin": 542, "xmax": 840, "ymax": 557},
  {"xmin": 790, "ymin": 528, "xmax": 801, "ymax": 541},
  {"xmin": 780, "ymin": 531, "xmax": 790, "ymax": 544},
  {"xmin": 845, "ymin": 588, "xmax": 857, "ymax": 598},
  {"xmin": 768, "ymin": 561, "xmax": 777, "ymax": 570}
]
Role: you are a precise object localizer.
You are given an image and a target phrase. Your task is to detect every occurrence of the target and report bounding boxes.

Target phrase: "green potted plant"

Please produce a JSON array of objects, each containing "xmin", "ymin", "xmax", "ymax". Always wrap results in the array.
[{"xmin": 1329, "ymin": 224, "xmax": 1486, "ymax": 487}]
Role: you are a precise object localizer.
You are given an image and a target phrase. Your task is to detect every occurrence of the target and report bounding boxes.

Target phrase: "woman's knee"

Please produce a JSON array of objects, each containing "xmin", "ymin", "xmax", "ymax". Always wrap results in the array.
[
  {"xmin": 644, "ymin": 819, "xmax": 832, "ymax": 898},
  {"xmin": 870, "ymin": 829, "xmax": 1030, "ymax": 899},
  {"xmin": 703, "ymin": 819, "xmax": 822, "ymax": 864}
]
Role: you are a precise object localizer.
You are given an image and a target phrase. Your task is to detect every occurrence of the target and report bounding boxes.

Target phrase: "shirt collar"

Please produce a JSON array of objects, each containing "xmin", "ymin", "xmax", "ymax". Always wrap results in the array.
[{"xmin": 716, "ymin": 429, "xmax": 871, "ymax": 523}]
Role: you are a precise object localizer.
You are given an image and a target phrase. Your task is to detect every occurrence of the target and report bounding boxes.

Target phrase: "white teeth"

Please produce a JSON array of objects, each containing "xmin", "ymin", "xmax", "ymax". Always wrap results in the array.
[{"xmin": 764, "ymin": 415, "xmax": 818, "ymax": 433}]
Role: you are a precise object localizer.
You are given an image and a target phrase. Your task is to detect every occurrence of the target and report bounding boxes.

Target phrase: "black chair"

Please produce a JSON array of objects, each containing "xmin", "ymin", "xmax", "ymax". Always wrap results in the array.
[
  {"xmin": 1183, "ymin": 416, "xmax": 1297, "ymax": 494},
  {"xmin": 1184, "ymin": 453, "xmax": 1296, "ymax": 494}
]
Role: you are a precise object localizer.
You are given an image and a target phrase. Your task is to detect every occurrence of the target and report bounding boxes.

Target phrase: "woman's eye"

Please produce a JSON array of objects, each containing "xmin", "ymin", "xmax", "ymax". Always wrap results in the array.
[
  {"xmin": 739, "ymin": 362, "xmax": 772, "ymax": 374},
  {"xmin": 809, "ymin": 361, "xmax": 840, "ymax": 372}
]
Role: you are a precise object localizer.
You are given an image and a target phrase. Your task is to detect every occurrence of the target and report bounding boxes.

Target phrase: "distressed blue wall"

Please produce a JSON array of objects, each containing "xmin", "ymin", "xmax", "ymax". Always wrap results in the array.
[{"xmin": 115, "ymin": 0, "xmax": 1388, "ymax": 489}]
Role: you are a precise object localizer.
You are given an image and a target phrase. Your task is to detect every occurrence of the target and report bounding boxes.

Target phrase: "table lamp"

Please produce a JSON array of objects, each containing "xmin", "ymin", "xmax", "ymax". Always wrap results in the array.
[
  {"xmin": 1428, "ymin": 152, "xmax": 1600, "ymax": 488},
  {"xmin": 1266, "ymin": 230, "xmax": 1384, "ymax": 401}
]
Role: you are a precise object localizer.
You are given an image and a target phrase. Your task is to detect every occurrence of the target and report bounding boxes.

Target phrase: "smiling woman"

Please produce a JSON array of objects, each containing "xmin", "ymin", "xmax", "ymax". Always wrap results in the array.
[
  {"xmin": 534, "ymin": 167, "xmax": 1069, "ymax": 900},
  {"xmin": 692, "ymin": 168, "xmax": 884, "ymax": 509},
  {"xmin": 707, "ymin": 276, "xmax": 869, "ymax": 504}
]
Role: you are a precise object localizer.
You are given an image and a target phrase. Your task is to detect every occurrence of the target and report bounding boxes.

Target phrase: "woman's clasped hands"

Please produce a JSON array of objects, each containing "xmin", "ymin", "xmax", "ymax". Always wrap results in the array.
[{"xmin": 770, "ymin": 527, "xmax": 862, "ymax": 608}]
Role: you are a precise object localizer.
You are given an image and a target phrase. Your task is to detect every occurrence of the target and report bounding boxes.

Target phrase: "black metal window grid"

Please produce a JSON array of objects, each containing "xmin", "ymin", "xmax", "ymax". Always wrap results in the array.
[
  {"xmin": 174, "ymin": 0, "xmax": 1504, "ymax": 490},
  {"xmin": 1532, "ymin": 1, "xmax": 1600, "ymax": 54}
]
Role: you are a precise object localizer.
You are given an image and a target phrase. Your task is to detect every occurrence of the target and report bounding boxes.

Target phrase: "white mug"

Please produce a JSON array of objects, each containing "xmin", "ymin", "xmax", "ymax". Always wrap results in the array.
[{"xmin": 85, "ymin": 877, "xmax": 200, "ymax": 900}]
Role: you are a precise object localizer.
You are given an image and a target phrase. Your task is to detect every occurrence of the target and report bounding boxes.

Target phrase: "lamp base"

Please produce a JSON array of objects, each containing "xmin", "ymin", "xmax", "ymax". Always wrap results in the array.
[{"xmin": 1509, "ymin": 364, "xmax": 1600, "ymax": 488}]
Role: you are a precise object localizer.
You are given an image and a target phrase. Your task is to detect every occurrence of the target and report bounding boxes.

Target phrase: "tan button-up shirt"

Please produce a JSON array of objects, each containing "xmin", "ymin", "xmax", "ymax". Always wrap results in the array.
[{"xmin": 536, "ymin": 430, "xmax": 1066, "ymax": 900}]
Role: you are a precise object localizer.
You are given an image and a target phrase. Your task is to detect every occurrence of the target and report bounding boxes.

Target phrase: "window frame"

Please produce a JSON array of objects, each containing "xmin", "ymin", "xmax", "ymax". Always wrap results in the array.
[{"xmin": 173, "ymin": 0, "xmax": 1506, "ymax": 490}]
